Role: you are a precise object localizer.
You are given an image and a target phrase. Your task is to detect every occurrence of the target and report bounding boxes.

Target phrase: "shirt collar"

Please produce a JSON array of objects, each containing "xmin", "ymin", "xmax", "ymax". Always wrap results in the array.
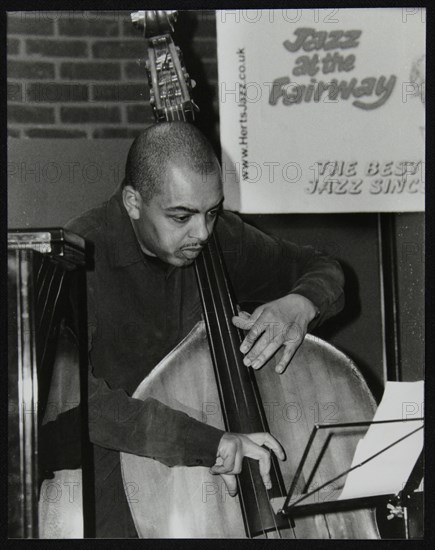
[{"xmin": 106, "ymin": 185, "xmax": 145, "ymax": 268}]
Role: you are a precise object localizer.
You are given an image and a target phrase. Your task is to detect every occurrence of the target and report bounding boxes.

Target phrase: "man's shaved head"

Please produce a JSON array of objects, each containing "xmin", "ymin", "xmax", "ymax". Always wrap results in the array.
[{"xmin": 124, "ymin": 122, "xmax": 220, "ymax": 203}]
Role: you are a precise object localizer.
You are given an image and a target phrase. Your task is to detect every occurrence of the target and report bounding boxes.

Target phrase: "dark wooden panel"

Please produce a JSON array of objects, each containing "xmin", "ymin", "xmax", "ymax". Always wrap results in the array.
[
  {"xmin": 8, "ymin": 138, "xmax": 133, "ymax": 228},
  {"xmin": 394, "ymin": 212, "xmax": 425, "ymax": 381}
]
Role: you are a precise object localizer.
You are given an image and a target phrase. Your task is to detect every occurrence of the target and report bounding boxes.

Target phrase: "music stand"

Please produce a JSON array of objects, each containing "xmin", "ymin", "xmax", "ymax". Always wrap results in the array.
[{"xmin": 271, "ymin": 417, "xmax": 424, "ymax": 538}]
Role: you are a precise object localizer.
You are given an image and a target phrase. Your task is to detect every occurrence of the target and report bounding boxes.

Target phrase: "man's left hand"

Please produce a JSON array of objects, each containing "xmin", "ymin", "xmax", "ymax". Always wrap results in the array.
[{"xmin": 232, "ymin": 294, "xmax": 318, "ymax": 374}]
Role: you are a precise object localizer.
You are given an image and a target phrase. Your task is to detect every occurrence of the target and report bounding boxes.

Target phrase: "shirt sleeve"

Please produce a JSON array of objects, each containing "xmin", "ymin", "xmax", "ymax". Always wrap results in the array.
[
  {"xmin": 86, "ymin": 371, "xmax": 224, "ymax": 468},
  {"xmin": 84, "ymin": 285, "xmax": 224, "ymax": 468},
  {"xmin": 217, "ymin": 212, "xmax": 345, "ymax": 329}
]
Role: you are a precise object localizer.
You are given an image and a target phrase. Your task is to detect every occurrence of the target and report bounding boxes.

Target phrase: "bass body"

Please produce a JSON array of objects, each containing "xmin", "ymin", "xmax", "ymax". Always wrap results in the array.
[{"xmin": 120, "ymin": 321, "xmax": 380, "ymax": 538}]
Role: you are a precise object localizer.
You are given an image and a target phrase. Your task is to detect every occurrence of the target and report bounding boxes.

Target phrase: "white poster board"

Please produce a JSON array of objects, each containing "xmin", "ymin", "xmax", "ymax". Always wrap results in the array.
[{"xmin": 217, "ymin": 8, "xmax": 425, "ymax": 213}]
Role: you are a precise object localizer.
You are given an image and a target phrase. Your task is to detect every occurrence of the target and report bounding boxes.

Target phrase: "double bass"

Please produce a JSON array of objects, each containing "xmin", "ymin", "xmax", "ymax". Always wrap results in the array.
[{"xmin": 120, "ymin": 10, "xmax": 380, "ymax": 539}]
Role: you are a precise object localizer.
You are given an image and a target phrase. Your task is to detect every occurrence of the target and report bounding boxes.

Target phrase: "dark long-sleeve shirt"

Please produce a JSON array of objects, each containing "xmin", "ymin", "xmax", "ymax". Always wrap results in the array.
[{"xmin": 65, "ymin": 186, "xmax": 344, "ymax": 469}]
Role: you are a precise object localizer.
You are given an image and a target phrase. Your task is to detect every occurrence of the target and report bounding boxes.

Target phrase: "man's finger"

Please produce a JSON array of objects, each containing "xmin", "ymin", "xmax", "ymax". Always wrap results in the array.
[
  {"xmin": 262, "ymin": 436, "xmax": 286, "ymax": 462},
  {"xmin": 233, "ymin": 308, "xmax": 264, "ymax": 344},
  {"xmin": 210, "ymin": 463, "xmax": 228, "ymax": 475},
  {"xmin": 274, "ymin": 343, "xmax": 299, "ymax": 374},
  {"xmin": 239, "ymin": 319, "xmax": 267, "ymax": 354},
  {"xmin": 242, "ymin": 437, "xmax": 274, "ymax": 491},
  {"xmin": 233, "ymin": 306, "xmax": 262, "ymax": 331},
  {"xmin": 220, "ymin": 474, "xmax": 237, "ymax": 496},
  {"xmin": 210, "ymin": 447, "xmax": 235, "ymax": 475},
  {"xmin": 245, "ymin": 338, "xmax": 282, "ymax": 370},
  {"xmin": 247, "ymin": 433, "xmax": 285, "ymax": 461},
  {"xmin": 220, "ymin": 444, "xmax": 243, "ymax": 475},
  {"xmin": 232, "ymin": 315, "xmax": 255, "ymax": 331},
  {"xmin": 242, "ymin": 331, "xmax": 270, "ymax": 367},
  {"xmin": 210, "ymin": 453, "xmax": 242, "ymax": 475},
  {"xmin": 211, "ymin": 436, "xmax": 243, "ymax": 475},
  {"xmin": 257, "ymin": 449, "xmax": 272, "ymax": 490},
  {"xmin": 238, "ymin": 310, "xmax": 251, "ymax": 320}
]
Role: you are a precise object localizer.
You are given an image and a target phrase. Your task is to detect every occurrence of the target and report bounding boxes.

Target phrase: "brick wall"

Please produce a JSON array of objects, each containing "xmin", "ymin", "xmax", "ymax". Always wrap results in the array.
[{"xmin": 7, "ymin": 10, "xmax": 219, "ymax": 141}]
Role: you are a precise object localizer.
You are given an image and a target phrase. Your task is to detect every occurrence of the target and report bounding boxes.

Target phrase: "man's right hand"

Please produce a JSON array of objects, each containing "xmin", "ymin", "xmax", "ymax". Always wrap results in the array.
[{"xmin": 209, "ymin": 432, "xmax": 285, "ymax": 496}]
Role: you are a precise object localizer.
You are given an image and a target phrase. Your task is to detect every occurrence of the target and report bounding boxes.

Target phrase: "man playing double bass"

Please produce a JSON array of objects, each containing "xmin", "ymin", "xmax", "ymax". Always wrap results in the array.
[{"xmin": 66, "ymin": 121, "xmax": 345, "ymax": 537}]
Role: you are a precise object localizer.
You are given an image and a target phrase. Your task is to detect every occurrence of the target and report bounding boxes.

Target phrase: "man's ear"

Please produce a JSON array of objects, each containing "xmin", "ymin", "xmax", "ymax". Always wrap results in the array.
[{"xmin": 122, "ymin": 185, "xmax": 142, "ymax": 220}]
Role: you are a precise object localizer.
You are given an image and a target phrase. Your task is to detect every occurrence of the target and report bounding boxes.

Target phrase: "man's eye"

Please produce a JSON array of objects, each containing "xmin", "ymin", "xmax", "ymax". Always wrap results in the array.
[
  {"xmin": 208, "ymin": 209, "xmax": 219, "ymax": 218},
  {"xmin": 172, "ymin": 216, "xmax": 190, "ymax": 223}
]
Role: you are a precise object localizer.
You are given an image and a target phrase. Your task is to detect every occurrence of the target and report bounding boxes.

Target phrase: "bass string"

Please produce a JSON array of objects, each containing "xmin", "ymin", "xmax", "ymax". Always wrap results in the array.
[
  {"xmin": 201, "ymin": 239, "xmax": 266, "ymax": 438},
  {"xmin": 204, "ymin": 239, "xmax": 255, "ymax": 426},
  {"xmin": 196, "ymin": 248, "xmax": 245, "ymax": 434}
]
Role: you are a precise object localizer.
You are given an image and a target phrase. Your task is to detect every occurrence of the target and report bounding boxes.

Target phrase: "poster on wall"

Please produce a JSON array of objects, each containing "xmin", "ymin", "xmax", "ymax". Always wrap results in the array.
[{"xmin": 217, "ymin": 8, "xmax": 425, "ymax": 213}]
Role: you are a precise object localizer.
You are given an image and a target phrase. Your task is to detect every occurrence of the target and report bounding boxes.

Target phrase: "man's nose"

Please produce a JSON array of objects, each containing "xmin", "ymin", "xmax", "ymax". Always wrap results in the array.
[{"xmin": 191, "ymin": 215, "xmax": 210, "ymax": 243}]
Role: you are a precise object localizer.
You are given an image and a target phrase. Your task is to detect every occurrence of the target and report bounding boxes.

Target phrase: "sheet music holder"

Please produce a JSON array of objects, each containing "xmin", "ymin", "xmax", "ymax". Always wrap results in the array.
[{"xmin": 270, "ymin": 417, "xmax": 423, "ymax": 537}]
